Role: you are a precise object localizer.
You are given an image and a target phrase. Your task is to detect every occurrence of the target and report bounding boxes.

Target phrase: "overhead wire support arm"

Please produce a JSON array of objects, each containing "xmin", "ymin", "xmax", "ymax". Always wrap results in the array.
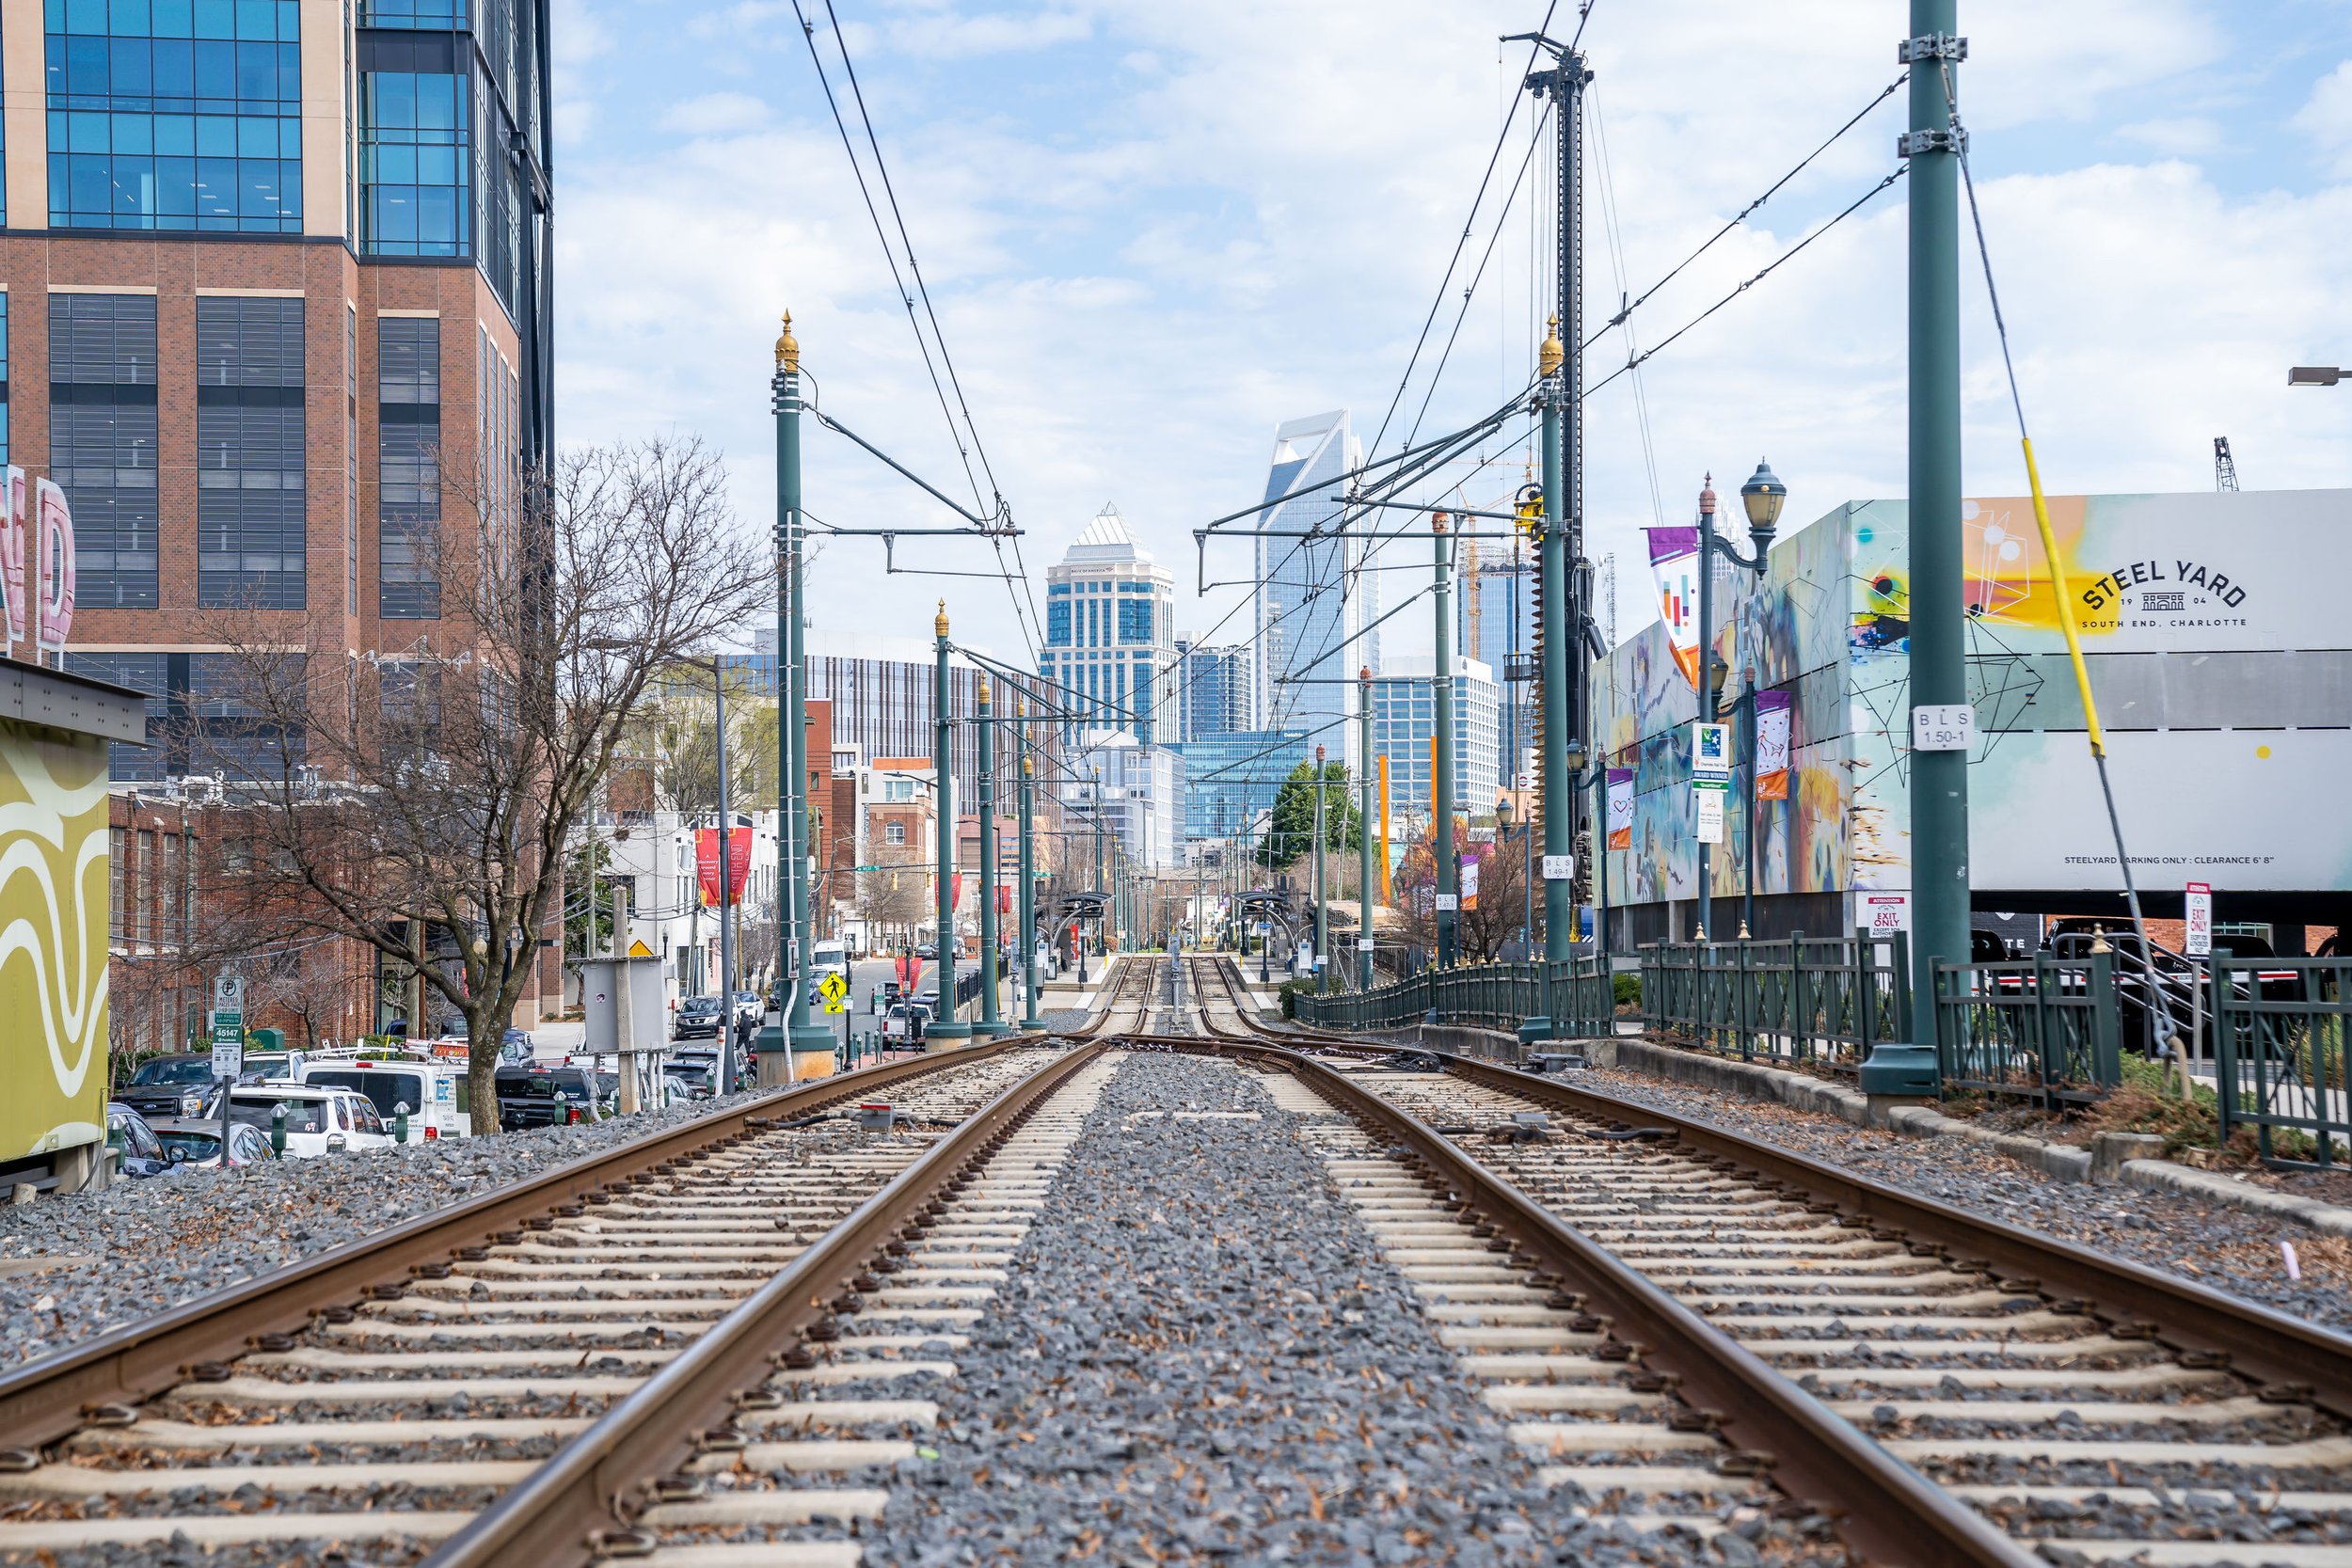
[
  {"xmin": 805, "ymin": 406, "xmax": 1015, "ymax": 533},
  {"xmin": 1199, "ymin": 391, "xmax": 1531, "ymax": 534}
]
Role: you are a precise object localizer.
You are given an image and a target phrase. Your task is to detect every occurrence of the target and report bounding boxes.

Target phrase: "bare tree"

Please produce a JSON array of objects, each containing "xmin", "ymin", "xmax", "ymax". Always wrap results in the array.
[
  {"xmin": 179, "ymin": 437, "xmax": 769, "ymax": 1126},
  {"xmin": 856, "ymin": 857, "xmax": 930, "ymax": 948}
]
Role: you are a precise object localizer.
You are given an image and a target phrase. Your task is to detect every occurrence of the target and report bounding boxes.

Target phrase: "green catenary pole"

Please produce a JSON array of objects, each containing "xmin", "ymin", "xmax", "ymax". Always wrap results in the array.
[
  {"xmin": 1019, "ymin": 738, "xmax": 1041, "ymax": 1028},
  {"xmin": 1433, "ymin": 512, "xmax": 1457, "ymax": 971},
  {"xmin": 974, "ymin": 677, "xmax": 1004, "ymax": 1035},
  {"xmin": 1864, "ymin": 1, "xmax": 1965, "ymax": 1097},
  {"xmin": 1359, "ymin": 666, "xmax": 1375, "ymax": 990},
  {"xmin": 930, "ymin": 603, "xmax": 969, "ymax": 1041},
  {"xmin": 770, "ymin": 315, "xmax": 832, "ymax": 1073}
]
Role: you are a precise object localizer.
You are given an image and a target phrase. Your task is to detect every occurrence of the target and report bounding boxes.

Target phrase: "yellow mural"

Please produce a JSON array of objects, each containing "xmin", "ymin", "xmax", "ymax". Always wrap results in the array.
[{"xmin": 0, "ymin": 719, "xmax": 111, "ymax": 1163}]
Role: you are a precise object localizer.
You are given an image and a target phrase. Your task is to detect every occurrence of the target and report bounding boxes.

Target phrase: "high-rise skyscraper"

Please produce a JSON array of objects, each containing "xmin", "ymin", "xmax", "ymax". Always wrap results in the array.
[
  {"xmin": 1459, "ymin": 536, "xmax": 1534, "ymax": 795},
  {"xmin": 25, "ymin": 0, "xmax": 553, "ymax": 772},
  {"xmin": 1254, "ymin": 409, "xmax": 1375, "ymax": 767},
  {"xmin": 1041, "ymin": 506, "xmax": 1177, "ymax": 747},
  {"xmin": 1174, "ymin": 640, "xmax": 1252, "ymax": 742}
]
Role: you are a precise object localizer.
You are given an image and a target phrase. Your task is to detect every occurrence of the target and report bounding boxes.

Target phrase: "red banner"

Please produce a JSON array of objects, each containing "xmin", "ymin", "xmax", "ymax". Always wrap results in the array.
[
  {"xmin": 950, "ymin": 873, "xmax": 962, "ymax": 913},
  {"xmin": 695, "ymin": 827, "xmax": 753, "ymax": 906},
  {"xmin": 998, "ymin": 886, "xmax": 1011, "ymax": 915}
]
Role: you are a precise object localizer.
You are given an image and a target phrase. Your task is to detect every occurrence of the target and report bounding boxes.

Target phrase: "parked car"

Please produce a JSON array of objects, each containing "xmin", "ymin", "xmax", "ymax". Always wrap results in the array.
[
  {"xmin": 914, "ymin": 942, "xmax": 938, "ymax": 961},
  {"xmin": 501, "ymin": 1027, "xmax": 535, "ymax": 1064},
  {"xmin": 882, "ymin": 1003, "xmax": 928, "ymax": 1046},
  {"xmin": 664, "ymin": 1063, "xmax": 713, "ymax": 1101},
  {"xmin": 147, "ymin": 1117, "xmax": 277, "ymax": 1169},
  {"xmin": 732, "ymin": 990, "xmax": 763, "ymax": 1025},
  {"xmin": 673, "ymin": 1046, "xmax": 749, "ymax": 1093},
  {"xmin": 493, "ymin": 1066, "xmax": 612, "ymax": 1130},
  {"xmin": 300, "ymin": 1057, "xmax": 474, "ymax": 1140},
  {"xmin": 217, "ymin": 1087, "xmax": 397, "ymax": 1158},
  {"xmin": 114, "ymin": 1054, "xmax": 228, "ymax": 1122},
  {"xmin": 674, "ymin": 996, "xmax": 724, "ymax": 1039},
  {"xmin": 105, "ymin": 1102, "xmax": 171, "ymax": 1179}
]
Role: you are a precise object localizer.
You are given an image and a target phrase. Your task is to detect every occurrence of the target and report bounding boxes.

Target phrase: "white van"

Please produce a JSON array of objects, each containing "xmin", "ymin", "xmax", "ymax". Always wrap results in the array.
[{"xmin": 299, "ymin": 1055, "xmax": 474, "ymax": 1140}]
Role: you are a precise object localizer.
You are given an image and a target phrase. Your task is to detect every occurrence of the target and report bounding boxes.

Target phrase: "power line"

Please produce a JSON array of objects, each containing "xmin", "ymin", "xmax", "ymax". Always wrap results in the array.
[
  {"xmin": 1582, "ymin": 165, "xmax": 1907, "ymax": 403},
  {"xmin": 1581, "ymin": 73, "xmax": 1908, "ymax": 355}
]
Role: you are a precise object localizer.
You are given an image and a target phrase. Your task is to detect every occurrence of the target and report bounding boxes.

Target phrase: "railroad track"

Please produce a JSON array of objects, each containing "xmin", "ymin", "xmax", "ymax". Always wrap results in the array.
[
  {"xmin": 0, "ymin": 1036, "xmax": 1117, "ymax": 1566},
  {"xmin": 1176, "ymin": 951, "xmax": 2352, "ymax": 1568}
]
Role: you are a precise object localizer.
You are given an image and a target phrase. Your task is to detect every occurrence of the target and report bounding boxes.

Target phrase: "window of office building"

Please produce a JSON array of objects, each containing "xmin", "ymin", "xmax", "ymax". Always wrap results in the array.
[
  {"xmin": 884, "ymin": 822, "xmax": 905, "ymax": 847},
  {"xmin": 377, "ymin": 316, "xmax": 439, "ymax": 618},
  {"xmin": 190, "ymin": 650, "xmax": 303, "ymax": 777},
  {"xmin": 64, "ymin": 651, "xmax": 167, "ymax": 778},
  {"xmin": 44, "ymin": 0, "xmax": 303, "ymax": 231},
  {"xmin": 51, "ymin": 293, "xmax": 158, "ymax": 609},
  {"xmin": 359, "ymin": 56, "xmax": 468, "ymax": 257},
  {"xmin": 360, "ymin": 0, "xmax": 466, "ymax": 23},
  {"xmin": 195, "ymin": 295, "xmax": 304, "ymax": 608}
]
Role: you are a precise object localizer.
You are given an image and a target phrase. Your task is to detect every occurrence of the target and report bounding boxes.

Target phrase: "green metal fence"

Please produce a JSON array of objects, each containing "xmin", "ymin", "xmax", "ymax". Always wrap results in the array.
[
  {"xmin": 1931, "ymin": 952, "xmax": 2121, "ymax": 1108},
  {"xmin": 1296, "ymin": 958, "xmax": 1613, "ymax": 1041},
  {"xmin": 2213, "ymin": 957, "xmax": 2352, "ymax": 1168},
  {"xmin": 1639, "ymin": 930, "xmax": 1910, "ymax": 1075}
]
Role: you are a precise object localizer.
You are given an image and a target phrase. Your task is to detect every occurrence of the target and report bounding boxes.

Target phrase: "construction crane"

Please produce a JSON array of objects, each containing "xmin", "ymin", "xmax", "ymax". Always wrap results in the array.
[{"xmin": 2214, "ymin": 436, "xmax": 2240, "ymax": 492}]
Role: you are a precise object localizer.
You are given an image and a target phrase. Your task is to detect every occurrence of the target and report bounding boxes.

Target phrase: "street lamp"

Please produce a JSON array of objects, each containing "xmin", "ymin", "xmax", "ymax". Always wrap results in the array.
[
  {"xmin": 1692, "ymin": 465, "xmax": 1780, "ymax": 944},
  {"xmin": 1497, "ymin": 794, "xmax": 1533, "ymax": 959},
  {"xmin": 2288, "ymin": 367, "xmax": 2344, "ymax": 387}
]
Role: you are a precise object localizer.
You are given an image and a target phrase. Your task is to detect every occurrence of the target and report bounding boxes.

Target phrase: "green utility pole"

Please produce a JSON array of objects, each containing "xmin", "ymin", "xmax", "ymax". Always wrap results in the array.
[
  {"xmin": 1864, "ymin": 0, "xmax": 1966, "ymax": 1096},
  {"xmin": 930, "ymin": 602, "xmax": 969, "ymax": 1041},
  {"xmin": 1358, "ymin": 666, "xmax": 1375, "ymax": 990},
  {"xmin": 1312, "ymin": 743, "xmax": 1328, "ymax": 988},
  {"xmin": 1523, "ymin": 39, "xmax": 1591, "ymax": 985},
  {"xmin": 1433, "ymin": 513, "xmax": 1457, "ymax": 970},
  {"xmin": 974, "ymin": 676, "xmax": 1004, "ymax": 1036},
  {"xmin": 1695, "ymin": 477, "xmax": 1720, "ymax": 942},
  {"xmin": 1019, "ymin": 730, "xmax": 1041, "ymax": 1029},
  {"xmin": 770, "ymin": 314, "xmax": 833, "ymax": 1072}
]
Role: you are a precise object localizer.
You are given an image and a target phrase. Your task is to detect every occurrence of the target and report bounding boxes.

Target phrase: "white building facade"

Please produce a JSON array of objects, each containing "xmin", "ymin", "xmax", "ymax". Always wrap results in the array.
[
  {"xmin": 1063, "ymin": 728, "xmax": 1187, "ymax": 871},
  {"xmin": 1042, "ymin": 508, "xmax": 1179, "ymax": 748}
]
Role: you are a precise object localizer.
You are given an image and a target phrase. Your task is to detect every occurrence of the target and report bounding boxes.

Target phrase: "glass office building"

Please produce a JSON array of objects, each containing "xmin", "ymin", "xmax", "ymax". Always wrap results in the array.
[
  {"xmin": 1254, "ymin": 409, "xmax": 1376, "ymax": 768},
  {"xmin": 1041, "ymin": 506, "xmax": 1178, "ymax": 748},
  {"xmin": 1169, "ymin": 729, "xmax": 1310, "ymax": 847},
  {"xmin": 1366, "ymin": 656, "xmax": 1501, "ymax": 816}
]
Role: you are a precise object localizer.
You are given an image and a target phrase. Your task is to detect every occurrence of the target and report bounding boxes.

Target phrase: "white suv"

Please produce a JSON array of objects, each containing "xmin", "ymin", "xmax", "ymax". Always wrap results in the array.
[{"xmin": 218, "ymin": 1085, "xmax": 398, "ymax": 1158}]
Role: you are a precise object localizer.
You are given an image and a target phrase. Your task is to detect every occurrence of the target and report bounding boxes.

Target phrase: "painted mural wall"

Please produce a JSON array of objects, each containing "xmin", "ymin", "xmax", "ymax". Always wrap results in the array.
[
  {"xmin": 1594, "ymin": 487, "xmax": 2352, "ymax": 919},
  {"xmin": 0, "ymin": 718, "xmax": 112, "ymax": 1164}
]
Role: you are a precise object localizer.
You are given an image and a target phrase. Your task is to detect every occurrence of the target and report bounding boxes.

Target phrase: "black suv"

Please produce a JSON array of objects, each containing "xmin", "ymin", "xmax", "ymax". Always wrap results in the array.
[
  {"xmin": 116, "ymin": 1054, "xmax": 232, "ymax": 1122},
  {"xmin": 494, "ymin": 1067, "xmax": 612, "ymax": 1130},
  {"xmin": 674, "ymin": 997, "xmax": 723, "ymax": 1039}
]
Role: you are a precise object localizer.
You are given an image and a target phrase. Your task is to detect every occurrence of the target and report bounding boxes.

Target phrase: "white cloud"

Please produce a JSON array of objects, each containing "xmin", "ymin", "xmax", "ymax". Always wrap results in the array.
[
  {"xmin": 660, "ymin": 91, "xmax": 774, "ymax": 135},
  {"xmin": 552, "ymin": 0, "xmax": 2352, "ymax": 664},
  {"xmin": 2295, "ymin": 59, "xmax": 2352, "ymax": 175},
  {"xmin": 2114, "ymin": 116, "xmax": 2226, "ymax": 155}
]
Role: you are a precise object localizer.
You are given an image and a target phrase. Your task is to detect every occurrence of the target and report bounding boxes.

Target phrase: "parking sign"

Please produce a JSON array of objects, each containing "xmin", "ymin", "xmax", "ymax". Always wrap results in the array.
[{"xmin": 2185, "ymin": 881, "xmax": 2212, "ymax": 958}]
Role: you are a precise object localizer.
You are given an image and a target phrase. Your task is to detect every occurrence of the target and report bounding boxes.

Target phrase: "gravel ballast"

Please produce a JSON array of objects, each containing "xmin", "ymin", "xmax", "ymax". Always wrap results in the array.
[
  {"xmin": 0, "ymin": 1087, "xmax": 774, "ymax": 1367},
  {"xmin": 834, "ymin": 1051, "xmax": 1728, "ymax": 1568},
  {"xmin": 1570, "ymin": 1063, "xmax": 2352, "ymax": 1330}
]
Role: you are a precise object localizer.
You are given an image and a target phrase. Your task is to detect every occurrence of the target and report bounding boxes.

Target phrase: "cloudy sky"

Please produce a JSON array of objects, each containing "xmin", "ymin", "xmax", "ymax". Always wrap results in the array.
[{"xmin": 551, "ymin": 0, "xmax": 2352, "ymax": 668}]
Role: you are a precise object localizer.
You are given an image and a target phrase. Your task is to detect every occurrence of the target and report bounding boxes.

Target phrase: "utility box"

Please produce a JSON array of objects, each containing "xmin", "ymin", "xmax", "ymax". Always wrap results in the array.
[
  {"xmin": 580, "ymin": 957, "xmax": 666, "ymax": 1052},
  {"xmin": 247, "ymin": 1027, "xmax": 285, "ymax": 1052}
]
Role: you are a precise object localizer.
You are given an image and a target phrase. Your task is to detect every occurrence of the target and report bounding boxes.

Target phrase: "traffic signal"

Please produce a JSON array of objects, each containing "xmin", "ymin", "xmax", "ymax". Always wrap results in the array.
[{"xmin": 1572, "ymin": 828, "xmax": 1593, "ymax": 908}]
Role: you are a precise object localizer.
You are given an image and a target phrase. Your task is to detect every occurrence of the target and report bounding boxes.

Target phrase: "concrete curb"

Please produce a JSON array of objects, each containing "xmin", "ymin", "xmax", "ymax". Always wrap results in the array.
[{"xmin": 1360, "ymin": 1020, "xmax": 2352, "ymax": 1239}]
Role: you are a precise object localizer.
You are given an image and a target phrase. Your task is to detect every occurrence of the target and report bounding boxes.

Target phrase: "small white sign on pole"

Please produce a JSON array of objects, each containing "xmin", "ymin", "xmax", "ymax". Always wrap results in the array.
[
  {"xmin": 1911, "ymin": 704, "xmax": 1976, "ymax": 752},
  {"xmin": 1434, "ymin": 894, "xmax": 1459, "ymax": 912},
  {"xmin": 2185, "ymin": 880, "xmax": 2213, "ymax": 958},
  {"xmin": 1694, "ymin": 784, "xmax": 1725, "ymax": 845},
  {"xmin": 1542, "ymin": 853, "xmax": 1575, "ymax": 881},
  {"xmin": 1692, "ymin": 721, "xmax": 1733, "ymax": 781}
]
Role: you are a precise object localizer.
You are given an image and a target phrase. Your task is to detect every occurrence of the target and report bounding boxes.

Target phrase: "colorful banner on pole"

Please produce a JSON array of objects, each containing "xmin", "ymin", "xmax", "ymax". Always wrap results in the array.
[
  {"xmin": 1755, "ymin": 689, "xmax": 1792, "ymax": 801},
  {"xmin": 1459, "ymin": 853, "xmax": 1479, "ymax": 911},
  {"xmin": 1645, "ymin": 526, "xmax": 1703, "ymax": 689},
  {"xmin": 694, "ymin": 827, "xmax": 752, "ymax": 906},
  {"xmin": 1606, "ymin": 768, "xmax": 1634, "ymax": 850}
]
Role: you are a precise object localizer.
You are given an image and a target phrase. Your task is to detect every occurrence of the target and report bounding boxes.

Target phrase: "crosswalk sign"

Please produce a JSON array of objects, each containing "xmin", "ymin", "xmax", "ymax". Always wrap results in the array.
[
  {"xmin": 824, "ymin": 997, "xmax": 847, "ymax": 1015},
  {"xmin": 818, "ymin": 972, "xmax": 849, "ymax": 1003}
]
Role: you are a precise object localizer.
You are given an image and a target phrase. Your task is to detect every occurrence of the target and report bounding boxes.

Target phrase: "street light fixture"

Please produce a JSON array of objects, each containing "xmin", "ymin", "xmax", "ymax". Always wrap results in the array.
[
  {"xmin": 2289, "ymin": 367, "xmax": 2344, "ymax": 388},
  {"xmin": 1692, "ymin": 466, "xmax": 1781, "ymax": 944}
]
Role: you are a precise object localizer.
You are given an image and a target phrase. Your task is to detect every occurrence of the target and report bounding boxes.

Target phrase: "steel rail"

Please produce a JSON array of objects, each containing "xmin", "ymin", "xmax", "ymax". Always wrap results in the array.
[
  {"xmin": 423, "ymin": 1038, "xmax": 1113, "ymax": 1567},
  {"xmin": 1155, "ymin": 1027, "xmax": 2032, "ymax": 1568},
  {"xmin": 1419, "ymin": 1049, "xmax": 2352, "ymax": 1419},
  {"xmin": 0, "ymin": 1036, "xmax": 1049, "ymax": 1456}
]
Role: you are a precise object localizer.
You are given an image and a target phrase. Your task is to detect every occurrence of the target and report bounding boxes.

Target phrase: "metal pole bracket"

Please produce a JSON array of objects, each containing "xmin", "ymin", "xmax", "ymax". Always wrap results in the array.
[
  {"xmin": 1897, "ymin": 128, "xmax": 1968, "ymax": 158},
  {"xmin": 1897, "ymin": 33, "xmax": 1967, "ymax": 63}
]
